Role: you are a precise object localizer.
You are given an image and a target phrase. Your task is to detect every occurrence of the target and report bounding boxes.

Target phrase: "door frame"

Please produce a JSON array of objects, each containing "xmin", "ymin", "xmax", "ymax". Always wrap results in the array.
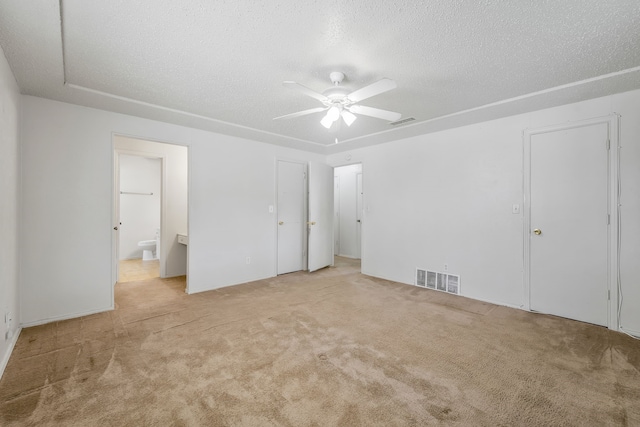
[
  {"xmin": 274, "ymin": 158, "xmax": 308, "ymax": 274},
  {"xmin": 523, "ymin": 114, "xmax": 620, "ymax": 330},
  {"xmin": 333, "ymin": 164, "xmax": 364, "ymax": 260},
  {"xmin": 330, "ymin": 161, "xmax": 365, "ymax": 265}
]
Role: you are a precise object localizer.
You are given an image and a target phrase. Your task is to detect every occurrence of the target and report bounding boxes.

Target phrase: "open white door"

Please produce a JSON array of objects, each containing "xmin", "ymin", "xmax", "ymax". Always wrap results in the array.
[
  {"xmin": 112, "ymin": 152, "xmax": 120, "ymax": 286},
  {"xmin": 356, "ymin": 172, "xmax": 363, "ymax": 259},
  {"xmin": 308, "ymin": 161, "xmax": 334, "ymax": 272}
]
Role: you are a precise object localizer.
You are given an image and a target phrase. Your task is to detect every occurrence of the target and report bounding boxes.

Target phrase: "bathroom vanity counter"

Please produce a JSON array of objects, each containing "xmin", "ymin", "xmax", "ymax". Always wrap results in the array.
[{"xmin": 177, "ymin": 233, "xmax": 188, "ymax": 245}]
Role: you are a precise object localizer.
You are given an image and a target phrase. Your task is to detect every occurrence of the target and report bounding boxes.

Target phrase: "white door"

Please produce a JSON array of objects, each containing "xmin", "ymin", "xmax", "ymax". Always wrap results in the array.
[
  {"xmin": 277, "ymin": 160, "xmax": 305, "ymax": 274},
  {"xmin": 334, "ymin": 175, "xmax": 340, "ymax": 255},
  {"xmin": 113, "ymin": 154, "xmax": 121, "ymax": 285},
  {"xmin": 356, "ymin": 172, "xmax": 363, "ymax": 259},
  {"xmin": 528, "ymin": 122, "xmax": 609, "ymax": 326},
  {"xmin": 308, "ymin": 161, "xmax": 334, "ymax": 272}
]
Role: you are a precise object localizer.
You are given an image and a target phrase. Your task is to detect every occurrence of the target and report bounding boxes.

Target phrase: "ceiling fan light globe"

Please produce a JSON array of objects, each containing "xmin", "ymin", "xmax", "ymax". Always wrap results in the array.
[
  {"xmin": 327, "ymin": 106, "xmax": 341, "ymax": 122},
  {"xmin": 320, "ymin": 114, "xmax": 334, "ymax": 129},
  {"xmin": 341, "ymin": 110, "xmax": 357, "ymax": 126}
]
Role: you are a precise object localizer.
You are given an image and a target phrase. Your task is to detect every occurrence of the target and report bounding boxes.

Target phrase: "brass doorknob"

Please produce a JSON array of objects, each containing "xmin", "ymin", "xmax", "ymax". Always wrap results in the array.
[
  {"xmin": 278, "ymin": 221, "xmax": 284, "ymax": 225},
  {"xmin": 307, "ymin": 221, "xmax": 316, "ymax": 226},
  {"xmin": 533, "ymin": 229, "xmax": 542, "ymax": 235}
]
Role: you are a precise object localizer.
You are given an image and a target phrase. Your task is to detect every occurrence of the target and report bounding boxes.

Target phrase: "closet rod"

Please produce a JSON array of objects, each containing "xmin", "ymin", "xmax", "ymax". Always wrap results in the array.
[{"xmin": 120, "ymin": 191, "xmax": 153, "ymax": 195}]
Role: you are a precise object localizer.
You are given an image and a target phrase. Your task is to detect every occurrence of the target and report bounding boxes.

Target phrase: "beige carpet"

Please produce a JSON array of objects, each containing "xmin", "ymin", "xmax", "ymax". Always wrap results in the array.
[{"xmin": 1, "ymin": 257, "xmax": 639, "ymax": 426}]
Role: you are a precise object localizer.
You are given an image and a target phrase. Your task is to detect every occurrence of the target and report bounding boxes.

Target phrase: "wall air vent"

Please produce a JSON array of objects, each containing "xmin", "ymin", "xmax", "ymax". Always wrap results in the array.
[
  {"xmin": 415, "ymin": 269, "xmax": 460, "ymax": 295},
  {"xmin": 390, "ymin": 117, "xmax": 416, "ymax": 126},
  {"xmin": 416, "ymin": 268, "xmax": 426, "ymax": 287}
]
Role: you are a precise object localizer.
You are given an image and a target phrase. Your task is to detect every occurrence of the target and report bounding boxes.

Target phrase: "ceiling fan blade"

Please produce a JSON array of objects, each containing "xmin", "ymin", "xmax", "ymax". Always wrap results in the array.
[
  {"xmin": 346, "ymin": 78, "xmax": 397, "ymax": 103},
  {"xmin": 349, "ymin": 105, "xmax": 401, "ymax": 122},
  {"xmin": 283, "ymin": 81, "xmax": 328, "ymax": 103},
  {"xmin": 273, "ymin": 107, "xmax": 328, "ymax": 120}
]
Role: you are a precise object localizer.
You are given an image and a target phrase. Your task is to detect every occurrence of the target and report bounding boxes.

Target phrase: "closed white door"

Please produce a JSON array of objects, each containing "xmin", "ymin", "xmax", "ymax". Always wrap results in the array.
[
  {"xmin": 277, "ymin": 160, "xmax": 305, "ymax": 274},
  {"xmin": 529, "ymin": 122, "xmax": 609, "ymax": 326},
  {"xmin": 356, "ymin": 172, "xmax": 363, "ymax": 259},
  {"xmin": 334, "ymin": 175, "xmax": 340, "ymax": 255},
  {"xmin": 308, "ymin": 161, "xmax": 334, "ymax": 272}
]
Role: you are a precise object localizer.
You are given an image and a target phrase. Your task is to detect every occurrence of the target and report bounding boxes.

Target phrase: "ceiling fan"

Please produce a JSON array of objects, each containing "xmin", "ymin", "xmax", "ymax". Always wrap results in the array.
[{"xmin": 274, "ymin": 72, "xmax": 401, "ymax": 129}]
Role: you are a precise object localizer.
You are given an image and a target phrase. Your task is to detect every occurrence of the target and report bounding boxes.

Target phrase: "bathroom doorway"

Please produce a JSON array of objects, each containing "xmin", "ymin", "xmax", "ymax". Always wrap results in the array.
[
  {"xmin": 117, "ymin": 154, "xmax": 161, "ymax": 282},
  {"xmin": 113, "ymin": 135, "xmax": 189, "ymax": 289}
]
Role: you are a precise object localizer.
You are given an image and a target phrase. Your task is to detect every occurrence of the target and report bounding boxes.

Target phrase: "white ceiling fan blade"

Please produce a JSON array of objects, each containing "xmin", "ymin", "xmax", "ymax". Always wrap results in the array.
[
  {"xmin": 349, "ymin": 105, "xmax": 401, "ymax": 122},
  {"xmin": 274, "ymin": 107, "xmax": 327, "ymax": 120},
  {"xmin": 283, "ymin": 81, "xmax": 328, "ymax": 103},
  {"xmin": 346, "ymin": 78, "xmax": 397, "ymax": 103}
]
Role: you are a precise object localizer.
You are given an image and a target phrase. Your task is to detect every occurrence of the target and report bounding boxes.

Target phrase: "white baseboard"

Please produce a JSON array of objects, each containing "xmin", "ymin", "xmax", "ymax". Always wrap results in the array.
[
  {"xmin": 0, "ymin": 327, "xmax": 22, "ymax": 380},
  {"xmin": 20, "ymin": 306, "xmax": 114, "ymax": 328},
  {"xmin": 186, "ymin": 274, "xmax": 274, "ymax": 295},
  {"xmin": 619, "ymin": 326, "xmax": 640, "ymax": 338},
  {"xmin": 336, "ymin": 254, "xmax": 361, "ymax": 260},
  {"xmin": 361, "ymin": 270, "xmax": 524, "ymax": 311}
]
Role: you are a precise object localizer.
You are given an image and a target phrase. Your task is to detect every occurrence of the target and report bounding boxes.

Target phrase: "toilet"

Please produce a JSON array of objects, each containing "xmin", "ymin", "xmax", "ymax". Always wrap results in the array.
[
  {"xmin": 138, "ymin": 240, "xmax": 156, "ymax": 261},
  {"xmin": 138, "ymin": 229, "xmax": 160, "ymax": 261}
]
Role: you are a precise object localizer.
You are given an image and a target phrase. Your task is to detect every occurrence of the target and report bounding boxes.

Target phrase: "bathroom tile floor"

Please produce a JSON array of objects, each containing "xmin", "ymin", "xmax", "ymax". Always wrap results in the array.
[{"xmin": 118, "ymin": 259, "xmax": 159, "ymax": 282}]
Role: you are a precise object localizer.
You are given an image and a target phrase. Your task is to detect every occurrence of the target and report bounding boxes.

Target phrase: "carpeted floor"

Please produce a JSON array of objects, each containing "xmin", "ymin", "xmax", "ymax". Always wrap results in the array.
[{"xmin": 1, "ymin": 257, "xmax": 639, "ymax": 426}]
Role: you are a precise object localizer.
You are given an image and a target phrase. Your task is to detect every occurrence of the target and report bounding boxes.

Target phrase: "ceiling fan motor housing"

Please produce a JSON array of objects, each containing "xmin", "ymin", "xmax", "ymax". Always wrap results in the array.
[{"xmin": 329, "ymin": 71, "xmax": 345, "ymax": 85}]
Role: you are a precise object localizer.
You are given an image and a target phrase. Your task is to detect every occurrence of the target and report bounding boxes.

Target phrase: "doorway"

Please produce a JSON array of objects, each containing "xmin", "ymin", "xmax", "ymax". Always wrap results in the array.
[
  {"xmin": 524, "ymin": 115, "xmax": 619, "ymax": 328},
  {"xmin": 113, "ymin": 135, "xmax": 189, "ymax": 290},
  {"xmin": 118, "ymin": 154, "xmax": 161, "ymax": 282},
  {"xmin": 333, "ymin": 164, "xmax": 363, "ymax": 260}
]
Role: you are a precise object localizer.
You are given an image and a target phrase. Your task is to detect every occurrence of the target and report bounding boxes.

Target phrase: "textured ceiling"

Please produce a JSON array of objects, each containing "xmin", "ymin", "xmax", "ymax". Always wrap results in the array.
[{"xmin": 1, "ymin": 0, "xmax": 640, "ymax": 154}]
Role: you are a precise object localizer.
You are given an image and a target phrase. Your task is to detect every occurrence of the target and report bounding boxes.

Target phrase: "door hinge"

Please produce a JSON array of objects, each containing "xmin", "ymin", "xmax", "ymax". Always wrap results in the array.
[
  {"xmin": 607, "ymin": 214, "xmax": 610, "ymax": 225},
  {"xmin": 608, "ymin": 290, "xmax": 611, "ymax": 300},
  {"xmin": 606, "ymin": 139, "xmax": 610, "ymax": 150}
]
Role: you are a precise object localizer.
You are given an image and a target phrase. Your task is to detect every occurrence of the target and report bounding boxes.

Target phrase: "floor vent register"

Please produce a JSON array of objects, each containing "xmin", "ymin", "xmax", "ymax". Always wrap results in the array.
[{"xmin": 416, "ymin": 268, "xmax": 460, "ymax": 295}]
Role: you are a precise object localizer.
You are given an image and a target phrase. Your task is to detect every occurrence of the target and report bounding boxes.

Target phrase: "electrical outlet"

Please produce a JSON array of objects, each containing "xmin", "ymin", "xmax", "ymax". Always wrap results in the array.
[
  {"xmin": 246, "ymin": 257, "xmax": 251, "ymax": 265},
  {"xmin": 444, "ymin": 264, "xmax": 448, "ymax": 272},
  {"xmin": 4, "ymin": 312, "xmax": 12, "ymax": 341}
]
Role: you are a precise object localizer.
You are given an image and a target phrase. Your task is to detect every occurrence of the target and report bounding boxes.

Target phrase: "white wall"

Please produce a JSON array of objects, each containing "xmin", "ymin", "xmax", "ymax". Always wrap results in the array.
[
  {"xmin": 334, "ymin": 164, "xmax": 362, "ymax": 258},
  {"xmin": 118, "ymin": 155, "xmax": 161, "ymax": 260},
  {"xmin": 328, "ymin": 89, "xmax": 640, "ymax": 335},
  {"xmin": 16, "ymin": 87, "xmax": 640, "ymax": 335},
  {"xmin": 0, "ymin": 47, "xmax": 21, "ymax": 377},
  {"xmin": 115, "ymin": 139, "xmax": 188, "ymax": 279},
  {"xmin": 20, "ymin": 96, "xmax": 322, "ymax": 325}
]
